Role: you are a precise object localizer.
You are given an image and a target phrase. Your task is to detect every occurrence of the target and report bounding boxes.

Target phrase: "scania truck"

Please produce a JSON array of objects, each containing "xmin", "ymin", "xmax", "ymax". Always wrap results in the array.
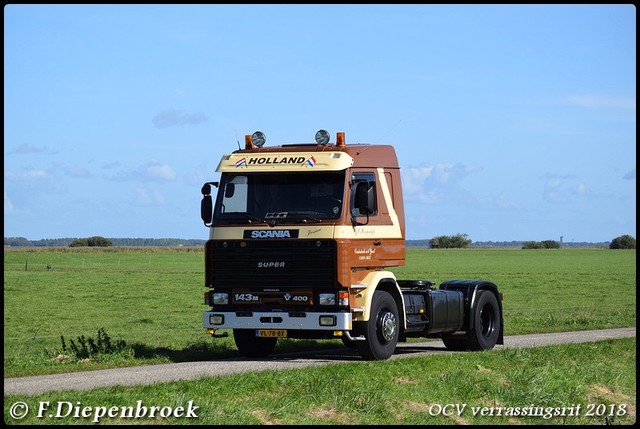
[{"xmin": 200, "ymin": 130, "xmax": 504, "ymax": 360}]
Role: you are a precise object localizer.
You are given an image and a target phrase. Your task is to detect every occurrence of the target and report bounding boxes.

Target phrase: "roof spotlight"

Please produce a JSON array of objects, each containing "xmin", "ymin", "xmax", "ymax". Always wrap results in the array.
[
  {"xmin": 315, "ymin": 129, "xmax": 330, "ymax": 146},
  {"xmin": 251, "ymin": 131, "xmax": 266, "ymax": 148}
]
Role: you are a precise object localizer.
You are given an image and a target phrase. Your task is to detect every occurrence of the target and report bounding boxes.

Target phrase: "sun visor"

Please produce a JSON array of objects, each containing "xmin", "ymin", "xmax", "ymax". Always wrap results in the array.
[{"xmin": 216, "ymin": 152, "xmax": 354, "ymax": 172}]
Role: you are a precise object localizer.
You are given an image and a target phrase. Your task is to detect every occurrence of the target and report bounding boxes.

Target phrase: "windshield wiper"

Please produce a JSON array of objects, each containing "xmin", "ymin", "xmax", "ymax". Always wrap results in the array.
[
  {"xmin": 233, "ymin": 213, "xmax": 266, "ymax": 224},
  {"xmin": 286, "ymin": 211, "xmax": 324, "ymax": 223}
]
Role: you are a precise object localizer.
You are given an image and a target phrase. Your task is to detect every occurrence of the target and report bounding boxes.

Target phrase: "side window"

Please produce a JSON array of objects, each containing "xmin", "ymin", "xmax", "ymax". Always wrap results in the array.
[
  {"xmin": 220, "ymin": 175, "xmax": 248, "ymax": 213},
  {"xmin": 351, "ymin": 172, "xmax": 377, "ymax": 217}
]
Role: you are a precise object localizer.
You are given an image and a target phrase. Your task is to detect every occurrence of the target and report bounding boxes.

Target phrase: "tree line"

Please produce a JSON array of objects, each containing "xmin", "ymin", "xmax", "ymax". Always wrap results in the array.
[
  {"xmin": 4, "ymin": 237, "xmax": 207, "ymax": 247},
  {"xmin": 4, "ymin": 234, "xmax": 635, "ymax": 249}
]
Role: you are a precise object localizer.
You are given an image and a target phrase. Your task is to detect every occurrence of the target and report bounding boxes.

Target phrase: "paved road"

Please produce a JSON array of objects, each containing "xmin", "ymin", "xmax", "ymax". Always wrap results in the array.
[{"xmin": 4, "ymin": 327, "xmax": 635, "ymax": 396}]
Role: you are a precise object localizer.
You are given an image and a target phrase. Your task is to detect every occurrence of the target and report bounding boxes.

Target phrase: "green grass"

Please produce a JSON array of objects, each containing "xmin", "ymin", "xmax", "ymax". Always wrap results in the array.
[
  {"xmin": 4, "ymin": 338, "xmax": 636, "ymax": 425},
  {"xmin": 394, "ymin": 248, "xmax": 636, "ymax": 334},
  {"xmin": 3, "ymin": 247, "xmax": 636, "ymax": 425},
  {"xmin": 3, "ymin": 247, "xmax": 635, "ymax": 377}
]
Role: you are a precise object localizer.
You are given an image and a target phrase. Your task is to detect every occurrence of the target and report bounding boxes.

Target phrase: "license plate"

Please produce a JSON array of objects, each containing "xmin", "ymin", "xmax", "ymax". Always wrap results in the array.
[{"xmin": 257, "ymin": 329, "xmax": 287, "ymax": 338}]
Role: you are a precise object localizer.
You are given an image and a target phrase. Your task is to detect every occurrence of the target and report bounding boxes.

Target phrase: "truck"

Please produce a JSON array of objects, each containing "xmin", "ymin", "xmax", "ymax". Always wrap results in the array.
[{"xmin": 200, "ymin": 130, "xmax": 504, "ymax": 360}]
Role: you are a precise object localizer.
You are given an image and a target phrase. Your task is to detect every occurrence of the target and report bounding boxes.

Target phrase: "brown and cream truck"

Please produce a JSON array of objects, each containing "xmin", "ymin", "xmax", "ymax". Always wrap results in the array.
[{"xmin": 200, "ymin": 130, "xmax": 504, "ymax": 360}]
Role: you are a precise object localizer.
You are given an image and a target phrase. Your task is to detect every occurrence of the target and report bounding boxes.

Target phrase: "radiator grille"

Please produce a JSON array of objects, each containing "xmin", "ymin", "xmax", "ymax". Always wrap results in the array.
[{"xmin": 205, "ymin": 239, "xmax": 336, "ymax": 289}]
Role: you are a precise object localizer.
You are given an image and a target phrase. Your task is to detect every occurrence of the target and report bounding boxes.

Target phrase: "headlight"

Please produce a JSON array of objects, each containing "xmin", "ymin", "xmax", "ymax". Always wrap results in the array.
[
  {"xmin": 252, "ymin": 131, "xmax": 266, "ymax": 148},
  {"xmin": 213, "ymin": 292, "xmax": 229, "ymax": 305},
  {"xmin": 319, "ymin": 293, "xmax": 336, "ymax": 306},
  {"xmin": 315, "ymin": 129, "xmax": 330, "ymax": 146}
]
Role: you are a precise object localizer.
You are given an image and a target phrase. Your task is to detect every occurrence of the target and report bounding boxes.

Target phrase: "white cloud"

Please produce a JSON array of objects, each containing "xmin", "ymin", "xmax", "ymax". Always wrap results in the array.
[
  {"xmin": 152, "ymin": 110, "xmax": 208, "ymax": 128},
  {"xmin": 4, "ymin": 190, "xmax": 15, "ymax": 215},
  {"xmin": 402, "ymin": 165, "xmax": 433, "ymax": 195},
  {"xmin": 135, "ymin": 186, "xmax": 166, "ymax": 206},
  {"xmin": 105, "ymin": 161, "xmax": 176, "ymax": 182},
  {"xmin": 145, "ymin": 163, "xmax": 176, "ymax": 181},
  {"xmin": 401, "ymin": 163, "xmax": 481, "ymax": 205},
  {"xmin": 542, "ymin": 173, "xmax": 616, "ymax": 203},
  {"xmin": 571, "ymin": 183, "xmax": 588, "ymax": 196},
  {"xmin": 5, "ymin": 168, "xmax": 50, "ymax": 183},
  {"xmin": 563, "ymin": 95, "xmax": 636, "ymax": 110},
  {"xmin": 478, "ymin": 195, "xmax": 521, "ymax": 210},
  {"xmin": 64, "ymin": 165, "xmax": 92, "ymax": 178},
  {"xmin": 8, "ymin": 144, "xmax": 49, "ymax": 155},
  {"xmin": 623, "ymin": 168, "xmax": 636, "ymax": 180}
]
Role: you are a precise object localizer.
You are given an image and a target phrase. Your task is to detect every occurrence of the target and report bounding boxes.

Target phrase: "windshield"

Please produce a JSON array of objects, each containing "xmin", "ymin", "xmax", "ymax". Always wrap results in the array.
[{"xmin": 213, "ymin": 172, "xmax": 345, "ymax": 223}]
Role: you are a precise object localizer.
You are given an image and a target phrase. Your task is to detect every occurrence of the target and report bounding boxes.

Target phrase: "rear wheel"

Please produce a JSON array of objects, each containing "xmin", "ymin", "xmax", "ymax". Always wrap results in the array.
[
  {"xmin": 356, "ymin": 290, "xmax": 399, "ymax": 360},
  {"xmin": 233, "ymin": 329, "xmax": 277, "ymax": 358},
  {"xmin": 468, "ymin": 290, "xmax": 501, "ymax": 350},
  {"xmin": 442, "ymin": 290, "xmax": 501, "ymax": 351}
]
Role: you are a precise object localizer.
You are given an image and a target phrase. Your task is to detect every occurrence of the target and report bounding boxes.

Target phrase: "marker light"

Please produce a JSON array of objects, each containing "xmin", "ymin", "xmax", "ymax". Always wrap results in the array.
[
  {"xmin": 315, "ymin": 129, "xmax": 330, "ymax": 146},
  {"xmin": 244, "ymin": 134, "xmax": 253, "ymax": 149},
  {"xmin": 252, "ymin": 131, "xmax": 266, "ymax": 148},
  {"xmin": 338, "ymin": 290, "xmax": 349, "ymax": 306}
]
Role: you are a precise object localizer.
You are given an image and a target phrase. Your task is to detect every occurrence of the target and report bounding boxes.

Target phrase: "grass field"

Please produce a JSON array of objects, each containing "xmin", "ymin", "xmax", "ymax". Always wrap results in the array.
[
  {"xmin": 3, "ymin": 247, "xmax": 636, "ymax": 425},
  {"xmin": 3, "ymin": 247, "xmax": 635, "ymax": 378},
  {"xmin": 3, "ymin": 339, "xmax": 636, "ymax": 425}
]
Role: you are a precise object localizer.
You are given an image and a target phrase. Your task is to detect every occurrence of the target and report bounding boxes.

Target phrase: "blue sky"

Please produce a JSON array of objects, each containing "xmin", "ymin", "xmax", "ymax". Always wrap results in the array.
[{"xmin": 4, "ymin": 4, "xmax": 636, "ymax": 242}]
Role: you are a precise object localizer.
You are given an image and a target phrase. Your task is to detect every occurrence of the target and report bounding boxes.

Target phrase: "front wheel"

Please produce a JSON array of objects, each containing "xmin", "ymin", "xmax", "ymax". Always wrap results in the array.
[
  {"xmin": 356, "ymin": 290, "xmax": 400, "ymax": 360},
  {"xmin": 233, "ymin": 329, "xmax": 277, "ymax": 358}
]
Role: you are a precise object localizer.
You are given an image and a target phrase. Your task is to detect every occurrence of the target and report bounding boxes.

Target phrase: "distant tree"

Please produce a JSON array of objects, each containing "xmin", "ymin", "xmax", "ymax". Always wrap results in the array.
[
  {"xmin": 87, "ymin": 236, "xmax": 112, "ymax": 247},
  {"xmin": 4, "ymin": 237, "xmax": 32, "ymax": 247},
  {"xmin": 69, "ymin": 236, "xmax": 113, "ymax": 247},
  {"xmin": 430, "ymin": 233, "xmax": 471, "ymax": 249},
  {"xmin": 522, "ymin": 241, "xmax": 542, "ymax": 249},
  {"xmin": 69, "ymin": 239, "xmax": 89, "ymax": 247},
  {"xmin": 522, "ymin": 240, "xmax": 559, "ymax": 249},
  {"xmin": 540, "ymin": 240, "xmax": 560, "ymax": 249},
  {"xmin": 609, "ymin": 235, "xmax": 636, "ymax": 250}
]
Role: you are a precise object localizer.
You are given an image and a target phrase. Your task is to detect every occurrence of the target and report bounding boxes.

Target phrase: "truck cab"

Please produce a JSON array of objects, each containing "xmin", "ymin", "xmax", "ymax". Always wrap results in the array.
[{"xmin": 201, "ymin": 130, "xmax": 503, "ymax": 360}]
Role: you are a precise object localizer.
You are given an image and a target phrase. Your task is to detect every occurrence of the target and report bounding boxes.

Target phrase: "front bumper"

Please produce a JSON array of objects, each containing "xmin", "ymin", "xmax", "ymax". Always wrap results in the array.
[{"xmin": 203, "ymin": 310, "xmax": 352, "ymax": 330}]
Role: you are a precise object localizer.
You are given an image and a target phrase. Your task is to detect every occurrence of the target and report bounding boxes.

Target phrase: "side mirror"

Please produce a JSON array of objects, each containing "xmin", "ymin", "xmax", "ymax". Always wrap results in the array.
[
  {"xmin": 201, "ymin": 195, "xmax": 213, "ymax": 225},
  {"xmin": 201, "ymin": 181, "xmax": 218, "ymax": 196},
  {"xmin": 224, "ymin": 182, "xmax": 235, "ymax": 198},
  {"xmin": 355, "ymin": 181, "xmax": 374, "ymax": 215},
  {"xmin": 351, "ymin": 181, "xmax": 374, "ymax": 226},
  {"xmin": 200, "ymin": 182, "xmax": 218, "ymax": 226}
]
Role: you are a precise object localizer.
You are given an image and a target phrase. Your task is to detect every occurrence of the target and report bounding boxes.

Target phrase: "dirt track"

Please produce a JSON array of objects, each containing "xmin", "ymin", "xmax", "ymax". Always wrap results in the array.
[{"xmin": 4, "ymin": 327, "xmax": 636, "ymax": 396}]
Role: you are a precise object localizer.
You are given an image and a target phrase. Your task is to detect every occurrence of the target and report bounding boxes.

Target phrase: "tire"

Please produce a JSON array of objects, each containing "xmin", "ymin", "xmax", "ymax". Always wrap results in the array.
[
  {"xmin": 442, "ymin": 290, "xmax": 501, "ymax": 351},
  {"xmin": 469, "ymin": 290, "xmax": 501, "ymax": 350},
  {"xmin": 233, "ymin": 329, "xmax": 277, "ymax": 358},
  {"xmin": 356, "ymin": 291, "xmax": 400, "ymax": 360},
  {"xmin": 441, "ymin": 336, "xmax": 468, "ymax": 351}
]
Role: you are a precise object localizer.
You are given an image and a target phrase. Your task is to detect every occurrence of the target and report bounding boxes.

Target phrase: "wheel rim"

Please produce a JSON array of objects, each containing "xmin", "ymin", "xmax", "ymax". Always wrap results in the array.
[
  {"xmin": 377, "ymin": 310, "xmax": 397, "ymax": 343},
  {"xmin": 479, "ymin": 304, "xmax": 496, "ymax": 338}
]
